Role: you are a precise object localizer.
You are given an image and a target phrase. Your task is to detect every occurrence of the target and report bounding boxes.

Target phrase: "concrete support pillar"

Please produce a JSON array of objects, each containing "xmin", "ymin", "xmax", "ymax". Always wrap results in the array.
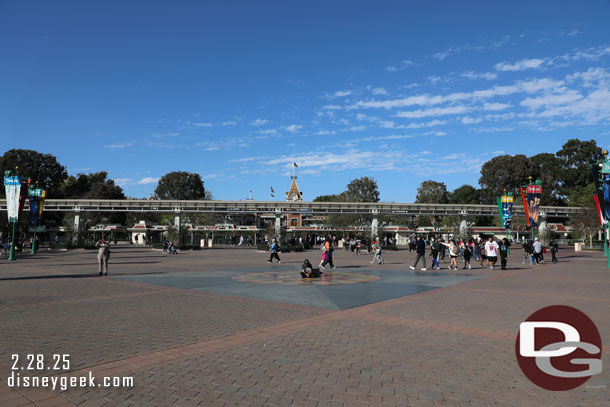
[
  {"xmin": 174, "ymin": 209, "xmax": 181, "ymax": 244},
  {"xmin": 73, "ymin": 208, "xmax": 81, "ymax": 246},
  {"xmin": 274, "ymin": 211, "xmax": 282, "ymax": 239},
  {"xmin": 459, "ymin": 210, "xmax": 468, "ymax": 238},
  {"xmin": 371, "ymin": 210, "xmax": 379, "ymax": 239}
]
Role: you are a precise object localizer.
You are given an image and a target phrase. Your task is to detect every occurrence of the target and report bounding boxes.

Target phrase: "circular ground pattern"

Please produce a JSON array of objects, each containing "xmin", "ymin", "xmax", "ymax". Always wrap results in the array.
[{"xmin": 232, "ymin": 270, "xmax": 381, "ymax": 285}]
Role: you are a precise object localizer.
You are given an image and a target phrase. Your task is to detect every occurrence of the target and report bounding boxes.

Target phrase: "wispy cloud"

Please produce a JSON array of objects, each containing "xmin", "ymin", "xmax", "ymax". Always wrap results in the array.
[
  {"xmin": 432, "ymin": 35, "xmax": 512, "ymax": 60},
  {"xmin": 251, "ymin": 118, "xmax": 268, "ymax": 126},
  {"xmin": 460, "ymin": 71, "xmax": 498, "ymax": 80},
  {"xmin": 222, "ymin": 121, "xmax": 237, "ymax": 126},
  {"xmin": 285, "ymin": 124, "xmax": 302, "ymax": 133},
  {"xmin": 386, "ymin": 60, "xmax": 415, "ymax": 72},
  {"xmin": 138, "ymin": 177, "xmax": 159, "ymax": 185},
  {"xmin": 192, "ymin": 122, "xmax": 213, "ymax": 128},
  {"xmin": 396, "ymin": 105, "xmax": 471, "ymax": 118},
  {"xmin": 104, "ymin": 142, "xmax": 133, "ymax": 149},
  {"xmin": 372, "ymin": 87, "xmax": 389, "ymax": 95},
  {"xmin": 495, "ymin": 58, "xmax": 546, "ymax": 72}
]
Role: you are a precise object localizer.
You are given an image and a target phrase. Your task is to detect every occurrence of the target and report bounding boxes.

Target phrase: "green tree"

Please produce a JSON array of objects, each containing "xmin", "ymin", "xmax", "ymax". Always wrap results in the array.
[
  {"xmin": 343, "ymin": 176, "xmax": 380, "ymax": 202},
  {"xmin": 415, "ymin": 180, "xmax": 449, "ymax": 203},
  {"xmin": 0, "ymin": 149, "xmax": 67, "ymax": 197},
  {"xmin": 556, "ymin": 139, "xmax": 603, "ymax": 189},
  {"xmin": 62, "ymin": 172, "xmax": 125, "ymax": 199},
  {"xmin": 154, "ymin": 171, "xmax": 206, "ymax": 200},
  {"xmin": 478, "ymin": 154, "xmax": 532, "ymax": 204},
  {"xmin": 313, "ymin": 194, "xmax": 344, "ymax": 202},
  {"xmin": 449, "ymin": 184, "xmax": 481, "ymax": 204}
]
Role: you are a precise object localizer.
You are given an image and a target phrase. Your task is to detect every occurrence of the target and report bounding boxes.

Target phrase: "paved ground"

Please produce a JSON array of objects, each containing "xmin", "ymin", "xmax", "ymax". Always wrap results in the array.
[{"xmin": 0, "ymin": 245, "xmax": 609, "ymax": 406}]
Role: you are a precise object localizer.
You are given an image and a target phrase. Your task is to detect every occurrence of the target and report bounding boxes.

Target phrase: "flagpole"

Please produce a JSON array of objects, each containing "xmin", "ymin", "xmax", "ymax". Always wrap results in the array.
[{"xmin": 8, "ymin": 222, "xmax": 16, "ymax": 261}]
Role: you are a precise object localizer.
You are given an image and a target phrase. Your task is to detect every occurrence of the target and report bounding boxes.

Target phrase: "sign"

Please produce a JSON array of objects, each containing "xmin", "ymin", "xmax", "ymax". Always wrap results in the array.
[{"xmin": 516, "ymin": 305, "xmax": 602, "ymax": 391}]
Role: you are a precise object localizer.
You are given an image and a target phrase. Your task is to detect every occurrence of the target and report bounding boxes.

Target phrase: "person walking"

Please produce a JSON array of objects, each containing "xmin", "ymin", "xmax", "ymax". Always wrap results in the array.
[
  {"xmin": 95, "ymin": 235, "xmax": 111, "ymax": 276},
  {"xmin": 429, "ymin": 237, "xmax": 440, "ymax": 270},
  {"xmin": 320, "ymin": 235, "xmax": 335, "ymax": 269},
  {"xmin": 410, "ymin": 236, "xmax": 427, "ymax": 271},
  {"xmin": 533, "ymin": 237, "xmax": 544, "ymax": 264},
  {"xmin": 484, "ymin": 237, "xmax": 499, "ymax": 270},
  {"xmin": 523, "ymin": 240, "xmax": 534, "ymax": 265},
  {"xmin": 441, "ymin": 240, "xmax": 460, "ymax": 270},
  {"xmin": 370, "ymin": 239, "xmax": 384, "ymax": 264},
  {"xmin": 268, "ymin": 238, "xmax": 281, "ymax": 263},
  {"xmin": 463, "ymin": 242, "xmax": 472, "ymax": 270},
  {"xmin": 499, "ymin": 238, "xmax": 511, "ymax": 270},
  {"xmin": 549, "ymin": 239, "xmax": 559, "ymax": 262}
]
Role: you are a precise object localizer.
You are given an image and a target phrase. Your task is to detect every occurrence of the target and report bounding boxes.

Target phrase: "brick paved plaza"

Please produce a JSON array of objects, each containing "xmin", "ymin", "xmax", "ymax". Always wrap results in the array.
[{"xmin": 0, "ymin": 246, "xmax": 609, "ymax": 406}]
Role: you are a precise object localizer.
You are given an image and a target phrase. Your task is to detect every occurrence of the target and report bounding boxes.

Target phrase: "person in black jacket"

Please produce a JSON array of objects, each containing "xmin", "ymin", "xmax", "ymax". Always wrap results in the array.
[
  {"xmin": 409, "ymin": 236, "xmax": 427, "ymax": 271},
  {"xmin": 549, "ymin": 239, "xmax": 559, "ymax": 262},
  {"xmin": 499, "ymin": 238, "xmax": 511, "ymax": 270}
]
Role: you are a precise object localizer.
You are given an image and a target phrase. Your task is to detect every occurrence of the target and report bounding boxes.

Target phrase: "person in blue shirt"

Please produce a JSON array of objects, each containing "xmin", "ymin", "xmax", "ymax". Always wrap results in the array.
[{"xmin": 268, "ymin": 238, "xmax": 281, "ymax": 263}]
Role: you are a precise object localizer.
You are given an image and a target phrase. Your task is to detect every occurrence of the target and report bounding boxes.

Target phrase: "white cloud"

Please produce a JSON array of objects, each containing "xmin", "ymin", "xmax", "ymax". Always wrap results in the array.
[
  {"xmin": 566, "ymin": 68, "xmax": 610, "ymax": 87},
  {"xmin": 251, "ymin": 118, "xmax": 268, "ymax": 126},
  {"xmin": 461, "ymin": 116, "xmax": 483, "ymax": 124},
  {"xmin": 192, "ymin": 122, "xmax": 213, "ymax": 128},
  {"xmin": 495, "ymin": 58, "xmax": 546, "ymax": 72},
  {"xmin": 461, "ymin": 71, "xmax": 498, "ymax": 80},
  {"xmin": 222, "ymin": 121, "xmax": 237, "ymax": 126},
  {"xmin": 346, "ymin": 125, "xmax": 366, "ymax": 131},
  {"xmin": 313, "ymin": 130, "xmax": 335, "ymax": 135},
  {"xmin": 431, "ymin": 35, "xmax": 512, "ymax": 61},
  {"xmin": 258, "ymin": 129, "xmax": 278, "ymax": 135},
  {"xmin": 138, "ymin": 177, "xmax": 159, "ymax": 185},
  {"xmin": 482, "ymin": 102, "xmax": 511, "ymax": 111},
  {"xmin": 349, "ymin": 77, "xmax": 564, "ymax": 110},
  {"xmin": 386, "ymin": 60, "xmax": 414, "ymax": 72},
  {"xmin": 520, "ymin": 90, "xmax": 583, "ymax": 109},
  {"xmin": 372, "ymin": 87, "xmax": 389, "ymax": 95},
  {"xmin": 396, "ymin": 105, "xmax": 471, "ymax": 118},
  {"xmin": 104, "ymin": 142, "xmax": 133, "ymax": 149},
  {"xmin": 114, "ymin": 178, "xmax": 133, "ymax": 186},
  {"xmin": 285, "ymin": 124, "xmax": 303, "ymax": 133},
  {"xmin": 334, "ymin": 90, "xmax": 352, "ymax": 97}
]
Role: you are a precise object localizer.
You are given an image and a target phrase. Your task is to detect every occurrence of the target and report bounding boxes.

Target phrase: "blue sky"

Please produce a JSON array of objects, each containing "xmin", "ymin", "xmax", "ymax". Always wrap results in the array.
[{"xmin": 1, "ymin": 0, "xmax": 610, "ymax": 201}]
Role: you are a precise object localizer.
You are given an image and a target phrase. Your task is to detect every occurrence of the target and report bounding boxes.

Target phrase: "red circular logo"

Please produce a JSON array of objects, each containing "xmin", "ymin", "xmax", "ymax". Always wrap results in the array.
[{"xmin": 515, "ymin": 305, "xmax": 602, "ymax": 391}]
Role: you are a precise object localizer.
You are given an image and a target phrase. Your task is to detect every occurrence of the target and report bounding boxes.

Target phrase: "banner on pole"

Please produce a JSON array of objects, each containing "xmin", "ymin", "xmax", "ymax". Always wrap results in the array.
[
  {"xmin": 18, "ymin": 178, "xmax": 31, "ymax": 220},
  {"xmin": 28, "ymin": 186, "xmax": 44, "ymax": 225},
  {"xmin": 4, "ymin": 171, "xmax": 21, "ymax": 223},
  {"xmin": 501, "ymin": 193, "xmax": 514, "ymax": 228},
  {"xmin": 526, "ymin": 181, "xmax": 542, "ymax": 227}
]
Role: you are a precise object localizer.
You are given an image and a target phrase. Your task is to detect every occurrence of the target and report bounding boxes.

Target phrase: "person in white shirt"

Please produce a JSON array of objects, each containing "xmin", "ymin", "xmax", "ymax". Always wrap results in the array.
[
  {"xmin": 484, "ymin": 237, "xmax": 500, "ymax": 270},
  {"xmin": 533, "ymin": 237, "xmax": 544, "ymax": 264}
]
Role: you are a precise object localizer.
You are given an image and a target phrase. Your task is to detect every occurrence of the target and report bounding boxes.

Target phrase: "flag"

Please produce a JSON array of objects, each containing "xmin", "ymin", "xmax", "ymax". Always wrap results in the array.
[
  {"xmin": 500, "ymin": 193, "xmax": 514, "ymax": 228},
  {"xmin": 4, "ymin": 171, "xmax": 21, "ymax": 223},
  {"xmin": 28, "ymin": 186, "xmax": 44, "ymax": 225},
  {"xmin": 526, "ymin": 181, "xmax": 542, "ymax": 227},
  {"xmin": 270, "ymin": 186, "xmax": 275, "ymax": 198},
  {"xmin": 293, "ymin": 162, "xmax": 298, "ymax": 168}
]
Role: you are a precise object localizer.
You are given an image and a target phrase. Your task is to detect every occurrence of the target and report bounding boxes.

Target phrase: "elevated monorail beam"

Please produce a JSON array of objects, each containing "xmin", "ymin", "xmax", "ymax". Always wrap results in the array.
[{"xmin": 0, "ymin": 199, "xmax": 582, "ymax": 217}]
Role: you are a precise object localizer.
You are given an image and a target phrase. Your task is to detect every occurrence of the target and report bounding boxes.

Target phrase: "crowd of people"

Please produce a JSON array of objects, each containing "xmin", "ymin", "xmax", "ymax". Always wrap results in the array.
[{"xmin": 274, "ymin": 234, "xmax": 562, "ymax": 278}]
